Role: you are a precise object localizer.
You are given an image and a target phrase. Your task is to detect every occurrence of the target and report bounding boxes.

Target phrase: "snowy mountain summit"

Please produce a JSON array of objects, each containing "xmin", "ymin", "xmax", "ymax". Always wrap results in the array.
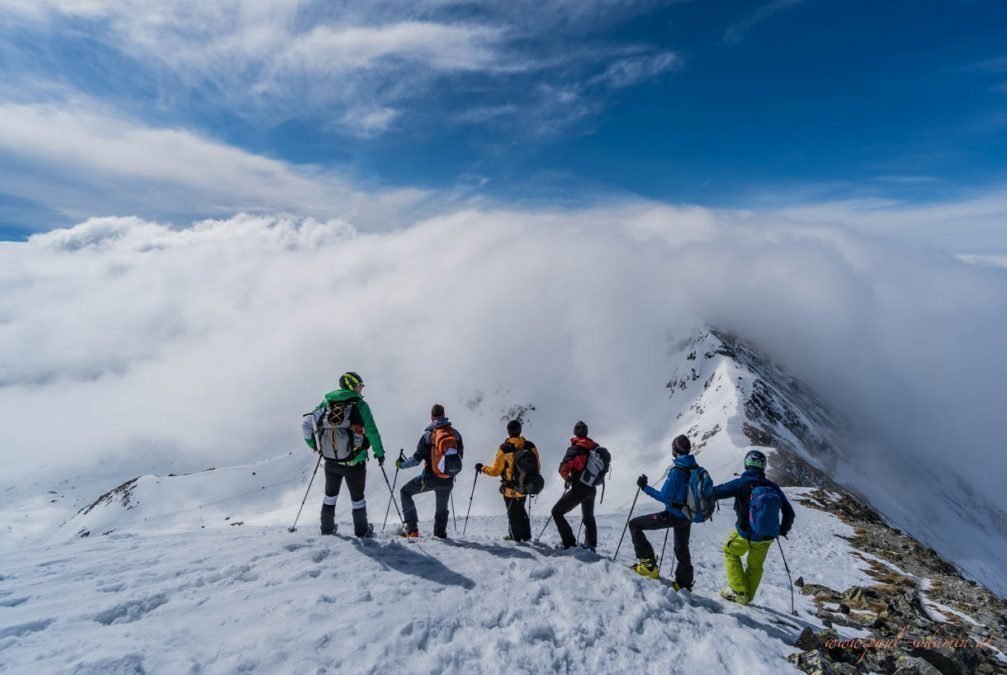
[{"xmin": 2, "ymin": 330, "xmax": 1005, "ymax": 674}]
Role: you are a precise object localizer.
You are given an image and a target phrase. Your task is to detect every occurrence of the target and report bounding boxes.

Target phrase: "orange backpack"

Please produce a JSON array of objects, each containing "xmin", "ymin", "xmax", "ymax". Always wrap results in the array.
[{"xmin": 431, "ymin": 426, "xmax": 462, "ymax": 478}]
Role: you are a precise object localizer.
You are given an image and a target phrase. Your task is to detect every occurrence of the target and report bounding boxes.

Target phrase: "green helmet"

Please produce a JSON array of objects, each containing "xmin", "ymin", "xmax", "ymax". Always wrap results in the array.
[
  {"xmin": 744, "ymin": 449, "xmax": 767, "ymax": 471},
  {"xmin": 339, "ymin": 371, "xmax": 363, "ymax": 390}
]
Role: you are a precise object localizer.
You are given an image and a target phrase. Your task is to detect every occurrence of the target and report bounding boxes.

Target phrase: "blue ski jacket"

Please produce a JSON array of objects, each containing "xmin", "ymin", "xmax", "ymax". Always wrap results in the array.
[
  {"xmin": 713, "ymin": 468, "xmax": 795, "ymax": 541},
  {"xmin": 642, "ymin": 453, "xmax": 698, "ymax": 520}
]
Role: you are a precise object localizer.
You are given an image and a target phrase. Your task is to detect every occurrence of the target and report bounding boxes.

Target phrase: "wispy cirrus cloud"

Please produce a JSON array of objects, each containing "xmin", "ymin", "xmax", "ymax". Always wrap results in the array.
[
  {"xmin": 592, "ymin": 51, "xmax": 681, "ymax": 89},
  {"xmin": 723, "ymin": 0, "xmax": 807, "ymax": 44},
  {"xmin": 0, "ymin": 0, "xmax": 679, "ymax": 137}
]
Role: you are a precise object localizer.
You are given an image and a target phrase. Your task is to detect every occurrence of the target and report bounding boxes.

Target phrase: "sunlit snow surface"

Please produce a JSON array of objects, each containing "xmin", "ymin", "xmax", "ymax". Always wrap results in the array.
[{"xmin": 0, "ymin": 453, "xmax": 872, "ymax": 674}]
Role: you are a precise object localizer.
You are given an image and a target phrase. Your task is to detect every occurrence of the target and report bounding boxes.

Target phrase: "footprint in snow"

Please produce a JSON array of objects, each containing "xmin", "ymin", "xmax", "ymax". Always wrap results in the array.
[
  {"xmin": 0, "ymin": 618, "xmax": 55, "ymax": 639},
  {"xmin": 68, "ymin": 653, "xmax": 146, "ymax": 674},
  {"xmin": 529, "ymin": 566, "xmax": 555, "ymax": 580},
  {"xmin": 0, "ymin": 596, "xmax": 29, "ymax": 607},
  {"xmin": 93, "ymin": 593, "xmax": 169, "ymax": 626}
]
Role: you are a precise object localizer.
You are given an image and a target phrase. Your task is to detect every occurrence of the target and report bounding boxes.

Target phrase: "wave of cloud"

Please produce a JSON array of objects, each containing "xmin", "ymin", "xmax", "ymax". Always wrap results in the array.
[
  {"xmin": 2, "ymin": 205, "xmax": 1006, "ymax": 533},
  {"xmin": 0, "ymin": 100, "xmax": 429, "ymax": 226}
]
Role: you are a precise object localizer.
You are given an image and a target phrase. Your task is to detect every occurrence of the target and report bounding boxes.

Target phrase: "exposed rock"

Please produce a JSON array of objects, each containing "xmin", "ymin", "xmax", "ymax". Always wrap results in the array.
[
  {"xmin": 78, "ymin": 477, "xmax": 139, "ymax": 516},
  {"xmin": 786, "ymin": 489, "xmax": 1007, "ymax": 675},
  {"xmin": 787, "ymin": 648, "xmax": 859, "ymax": 675},
  {"xmin": 892, "ymin": 655, "xmax": 942, "ymax": 675}
]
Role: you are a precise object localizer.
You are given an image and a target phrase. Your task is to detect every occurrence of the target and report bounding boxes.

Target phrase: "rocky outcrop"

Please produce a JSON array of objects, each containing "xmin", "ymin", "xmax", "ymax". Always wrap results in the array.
[{"xmin": 788, "ymin": 489, "xmax": 1006, "ymax": 674}]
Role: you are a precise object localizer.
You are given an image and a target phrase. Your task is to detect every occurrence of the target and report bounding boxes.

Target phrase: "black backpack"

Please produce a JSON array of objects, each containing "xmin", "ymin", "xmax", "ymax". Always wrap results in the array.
[{"xmin": 504, "ymin": 441, "xmax": 544, "ymax": 496}]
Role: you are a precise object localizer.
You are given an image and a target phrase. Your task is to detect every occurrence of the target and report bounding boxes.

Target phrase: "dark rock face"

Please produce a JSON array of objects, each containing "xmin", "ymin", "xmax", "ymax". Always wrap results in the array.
[
  {"xmin": 712, "ymin": 329, "xmax": 845, "ymax": 489},
  {"xmin": 78, "ymin": 477, "xmax": 139, "ymax": 516},
  {"xmin": 788, "ymin": 489, "xmax": 1006, "ymax": 675}
]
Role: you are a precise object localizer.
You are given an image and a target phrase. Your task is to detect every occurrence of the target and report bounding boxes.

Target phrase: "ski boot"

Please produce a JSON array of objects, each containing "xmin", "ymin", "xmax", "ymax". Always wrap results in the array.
[
  {"xmin": 719, "ymin": 587, "xmax": 751, "ymax": 605},
  {"xmin": 632, "ymin": 558, "xmax": 660, "ymax": 579}
]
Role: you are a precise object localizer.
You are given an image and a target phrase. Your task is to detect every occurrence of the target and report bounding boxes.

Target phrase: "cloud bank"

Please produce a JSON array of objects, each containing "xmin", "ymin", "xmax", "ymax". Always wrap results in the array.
[{"xmin": 2, "ymin": 206, "xmax": 1006, "ymax": 530}]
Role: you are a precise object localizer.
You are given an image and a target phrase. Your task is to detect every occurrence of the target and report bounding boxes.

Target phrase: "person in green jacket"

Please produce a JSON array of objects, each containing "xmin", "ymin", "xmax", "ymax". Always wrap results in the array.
[{"xmin": 302, "ymin": 371, "xmax": 385, "ymax": 537}]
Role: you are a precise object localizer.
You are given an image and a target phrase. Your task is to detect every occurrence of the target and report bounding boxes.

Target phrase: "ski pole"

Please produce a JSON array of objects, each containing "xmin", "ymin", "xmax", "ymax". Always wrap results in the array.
[
  {"xmin": 382, "ymin": 450, "xmax": 404, "ymax": 531},
  {"xmin": 611, "ymin": 487, "xmax": 641, "ymax": 562},
  {"xmin": 576, "ymin": 520, "xmax": 583, "ymax": 545},
  {"xmin": 658, "ymin": 527, "xmax": 670, "ymax": 574},
  {"xmin": 379, "ymin": 463, "xmax": 404, "ymax": 525},
  {"xmin": 534, "ymin": 514, "xmax": 553, "ymax": 542},
  {"xmin": 462, "ymin": 468, "xmax": 479, "ymax": 535},
  {"xmin": 601, "ymin": 480, "xmax": 606, "ymax": 505},
  {"xmin": 450, "ymin": 491, "xmax": 458, "ymax": 532},
  {"xmin": 777, "ymin": 538, "xmax": 797, "ymax": 616},
  {"xmin": 289, "ymin": 453, "xmax": 322, "ymax": 533},
  {"xmin": 528, "ymin": 495, "xmax": 533, "ymax": 519},
  {"xmin": 505, "ymin": 493, "xmax": 515, "ymax": 539}
]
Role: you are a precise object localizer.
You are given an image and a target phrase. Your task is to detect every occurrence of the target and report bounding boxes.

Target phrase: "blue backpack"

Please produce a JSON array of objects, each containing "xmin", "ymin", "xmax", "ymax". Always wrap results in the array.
[
  {"xmin": 675, "ymin": 466, "xmax": 717, "ymax": 524},
  {"xmin": 748, "ymin": 484, "xmax": 783, "ymax": 540}
]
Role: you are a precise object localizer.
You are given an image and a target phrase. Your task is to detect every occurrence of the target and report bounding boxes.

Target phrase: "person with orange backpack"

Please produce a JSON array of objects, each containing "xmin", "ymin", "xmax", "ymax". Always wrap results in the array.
[
  {"xmin": 396, "ymin": 404, "xmax": 464, "ymax": 539},
  {"xmin": 475, "ymin": 419, "xmax": 543, "ymax": 542}
]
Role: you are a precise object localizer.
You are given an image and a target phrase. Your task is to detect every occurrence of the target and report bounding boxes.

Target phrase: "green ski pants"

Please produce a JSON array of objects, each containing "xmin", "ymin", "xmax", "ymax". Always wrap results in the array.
[{"xmin": 724, "ymin": 530, "xmax": 773, "ymax": 599}]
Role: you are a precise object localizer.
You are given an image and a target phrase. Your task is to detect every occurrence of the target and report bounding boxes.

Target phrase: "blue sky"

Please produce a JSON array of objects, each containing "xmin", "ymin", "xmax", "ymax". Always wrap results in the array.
[{"xmin": 1, "ymin": 0, "xmax": 1006, "ymax": 250}]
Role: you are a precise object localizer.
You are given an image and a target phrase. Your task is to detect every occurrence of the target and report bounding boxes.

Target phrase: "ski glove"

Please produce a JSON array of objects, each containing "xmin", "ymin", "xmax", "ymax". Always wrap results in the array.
[
  {"xmin": 377, "ymin": 455, "xmax": 385, "ymax": 467},
  {"xmin": 637, "ymin": 474, "xmax": 648, "ymax": 489},
  {"xmin": 395, "ymin": 458, "xmax": 403, "ymax": 469},
  {"xmin": 306, "ymin": 437, "xmax": 317, "ymax": 451},
  {"xmin": 475, "ymin": 463, "xmax": 484, "ymax": 473}
]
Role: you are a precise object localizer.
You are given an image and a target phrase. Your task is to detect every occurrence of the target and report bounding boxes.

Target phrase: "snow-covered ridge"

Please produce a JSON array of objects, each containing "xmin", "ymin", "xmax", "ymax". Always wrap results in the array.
[
  {"xmin": 5, "ymin": 328, "xmax": 1007, "ymax": 672},
  {"xmin": 661, "ymin": 329, "xmax": 845, "ymax": 490}
]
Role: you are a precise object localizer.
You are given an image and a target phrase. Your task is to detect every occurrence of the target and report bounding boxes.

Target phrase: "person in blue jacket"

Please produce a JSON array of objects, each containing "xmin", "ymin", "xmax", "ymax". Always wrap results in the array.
[
  {"xmin": 629, "ymin": 435, "xmax": 696, "ymax": 590},
  {"xmin": 713, "ymin": 449, "xmax": 796, "ymax": 605}
]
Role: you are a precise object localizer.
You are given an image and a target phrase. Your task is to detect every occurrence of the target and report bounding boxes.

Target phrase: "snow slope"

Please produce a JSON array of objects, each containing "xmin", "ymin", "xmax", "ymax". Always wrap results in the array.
[{"xmin": 1, "ymin": 462, "xmax": 872, "ymax": 674}]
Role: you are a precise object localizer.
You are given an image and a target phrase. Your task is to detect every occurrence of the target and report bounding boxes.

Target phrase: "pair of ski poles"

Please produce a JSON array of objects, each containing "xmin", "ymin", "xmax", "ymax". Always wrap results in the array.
[{"xmin": 610, "ymin": 485, "xmax": 797, "ymax": 614}]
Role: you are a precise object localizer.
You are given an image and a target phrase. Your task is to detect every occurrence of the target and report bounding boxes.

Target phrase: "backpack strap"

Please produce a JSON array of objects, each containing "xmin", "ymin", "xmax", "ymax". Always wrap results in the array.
[{"xmin": 668, "ymin": 465, "xmax": 694, "ymax": 508}]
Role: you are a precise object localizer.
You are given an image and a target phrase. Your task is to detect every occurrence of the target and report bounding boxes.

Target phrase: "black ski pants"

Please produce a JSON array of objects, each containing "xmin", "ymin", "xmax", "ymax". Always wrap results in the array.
[
  {"xmin": 629, "ymin": 510, "xmax": 694, "ymax": 588},
  {"xmin": 322, "ymin": 460, "xmax": 369, "ymax": 536},
  {"xmin": 400, "ymin": 475, "xmax": 454, "ymax": 538},
  {"xmin": 551, "ymin": 481, "xmax": 597, "ymax": 548},
  {"xmin": 504, "ymin": 496, "xmax": 532, "ymax": 541}
]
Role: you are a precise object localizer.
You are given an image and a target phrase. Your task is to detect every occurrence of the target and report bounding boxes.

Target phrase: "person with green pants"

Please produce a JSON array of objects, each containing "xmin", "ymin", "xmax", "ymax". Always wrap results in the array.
[{"xmin": 712, "ymin": 450, "xmax": 795, "ymax": 605}]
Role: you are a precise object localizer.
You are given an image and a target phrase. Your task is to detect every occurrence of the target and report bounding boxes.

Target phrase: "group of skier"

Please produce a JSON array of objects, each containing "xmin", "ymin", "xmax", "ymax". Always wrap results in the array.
[{"xmin": 302, "ymin": 371, "xmax": 796, "ymax": 606}]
